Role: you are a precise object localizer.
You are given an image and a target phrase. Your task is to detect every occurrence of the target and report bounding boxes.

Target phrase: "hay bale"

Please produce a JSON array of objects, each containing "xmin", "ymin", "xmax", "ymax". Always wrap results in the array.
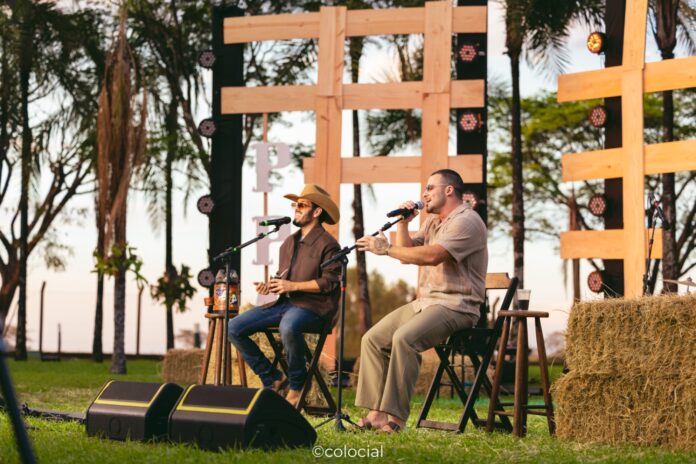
[
  {"xmin": 554, "ymin": 294, "xmax": 696, "ymax": 450},
  {"xmin": 162, "ymin": 349, "xmax": 204, "ymax": 385},
  {"xmin": 565, "ymin": 294, "xmax": 696, "ymax": 375}
]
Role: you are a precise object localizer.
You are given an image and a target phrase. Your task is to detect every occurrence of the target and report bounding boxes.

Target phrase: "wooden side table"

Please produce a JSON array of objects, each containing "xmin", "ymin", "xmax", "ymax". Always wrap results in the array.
[
  {"xmin": 199, "ymin": 311, "xmax": 248, "ymax": 387},
  {"xmin": 486, "ymin": 310, "xmax": 555, "ymax": 437}
]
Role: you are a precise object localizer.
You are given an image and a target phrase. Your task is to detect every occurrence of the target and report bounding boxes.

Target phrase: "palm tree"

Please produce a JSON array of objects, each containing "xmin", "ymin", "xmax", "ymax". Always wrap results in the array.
[
  {"xmin": 500, "ymin": 0, "xmax": 603, "ymax": 289},
  {"xmin": 650, "ymin": 0, "xmax": 696, "ymax": 293},
  {"xmin": 96, "ymin": 10, "xmax": 147, "ymax": 374},
  {"xmin": 348, "ymin": 35, "xmax": 373, "ymax": 334},
  {"xmin": 126, "ymin": 0, "xmax": 210, "ymax": 350},
  {"xmin": 0, "ymin": 1, "xmax": 102, "ymax": 354}
]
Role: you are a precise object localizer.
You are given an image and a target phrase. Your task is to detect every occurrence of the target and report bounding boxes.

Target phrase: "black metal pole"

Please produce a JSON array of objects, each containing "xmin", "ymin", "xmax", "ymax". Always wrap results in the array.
[
  {"xmin": 222, "ymin": 260, "xmax": 230, "ymax": 384},
  {"xmin": 0, "ymin": 339, "xmax": 36, "ymax": 463},
  {"xmin": 315, "ymin": 256, "xmax": 357, "ymax": 432}
]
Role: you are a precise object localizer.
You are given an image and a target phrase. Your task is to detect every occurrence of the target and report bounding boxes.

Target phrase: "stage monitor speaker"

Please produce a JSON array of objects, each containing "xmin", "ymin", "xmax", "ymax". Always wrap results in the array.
[
  {"xmin": 86, "ymin": 381, "xmax": 183, "ymax": 441},
  {"xmin": 169, "ymin": 384, "xmax": 317, "ymax": 450}
]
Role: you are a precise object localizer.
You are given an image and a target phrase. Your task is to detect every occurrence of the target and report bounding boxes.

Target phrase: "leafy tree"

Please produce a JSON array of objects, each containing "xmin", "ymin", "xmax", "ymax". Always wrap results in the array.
[
  {"xmin": 0, "ymin": 1, "xmax": 103, "ymax": 353},
  {"xmin": 649, "ymin": 0, "xmax": 696, "ymax": 292},
  {"xmin": 126, "ymin": 0, "xmax": 209, "ymax": 350},
  {"xmin": 95, "ymin": 10, "xmax": 148, "ymax": 374},
  {"xmin": 499, "ymin": 0, "xmax": 602, "ymax": 289}
]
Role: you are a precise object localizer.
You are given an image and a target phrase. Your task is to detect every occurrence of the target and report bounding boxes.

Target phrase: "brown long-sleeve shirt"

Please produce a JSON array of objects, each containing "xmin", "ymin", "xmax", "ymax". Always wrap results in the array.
[{"xmin": 261, "ymin": 225, "xmax": 341, "ymax": 322}]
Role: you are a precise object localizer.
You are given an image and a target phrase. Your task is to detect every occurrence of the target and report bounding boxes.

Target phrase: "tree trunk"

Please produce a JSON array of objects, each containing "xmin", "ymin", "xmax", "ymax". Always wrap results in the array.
[
  {"xmin": 110, "ymin": 209, "xmax": 127, "ymax": 375},
  {"xmin": 92, "ymin": 221, "xmax": 105, "ymax": 362},
  {"xmin": 349, "ymin": 36, "xmax": 371, "ymax": 334},
  {"xmin": 0, "ymin": 266, "xmax": 19, "ymax": 331},
  {"xmin": 111, "ymin": 264, "xmax": 127, "ymax": 374},
  {"xmin": 568, "ymin": 191, "xmax": 580, "ymax": 302},
  {"xmin": 92, "ymin": 272, "xmax": 105, "ymax": 361},
  {"xmin": 661, "ymin": 88, "xmax": 678, "ymax": 292},
  {"xmin": 510, "ymin": 52, "xmax": 525, "ymax": 290},
  {"xmin": 16, "ymin": 2, "xmax": 34, "ymax": 361},
  {"xmin": 165, "ymin": 100, "xmax": 176, "ymax": 350}
]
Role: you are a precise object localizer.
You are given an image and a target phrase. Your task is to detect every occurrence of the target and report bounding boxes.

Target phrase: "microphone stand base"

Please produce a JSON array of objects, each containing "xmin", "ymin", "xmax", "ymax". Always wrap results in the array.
[{"xmin": 315, "ymin": 412, "xmax": 359, "ymax": 432}]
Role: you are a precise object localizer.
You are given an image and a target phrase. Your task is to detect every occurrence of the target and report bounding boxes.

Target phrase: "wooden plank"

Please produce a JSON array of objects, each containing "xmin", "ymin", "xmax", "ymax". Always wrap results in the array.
[
  {"xmin": 421, "ymin": 1, "xmax": 452, "ymax": 203},
  {"xmin": 621, "ymin": 69, "xmax": 647, "ymax": 297},
  {"xmin": 224, "ymin": 13, "xmax": 320, "ymax": 43},
  {"xmin": 644, "ymin": 56, "xmax": 696, "ymax": 93},
  {"xmin": 346, "ymin": 7, "xmax": 424, "ymax": 37},
  {"xmin": 557, "ymin": 55, "xmax": 696, "ymax": 102},
  {"xmin": 646, "ymin": 139, "xmax": 696, "ymax": 175},
  {"xmin": 622, "ymin": 0, "xmax": 648, "ymax": 70},
  {"xmin": 560, "ymin": 230, "xmax": 663, "ymax": 260},
  {"xmin": 304, "ymin": 154, "xmax": 483, "ymax": 184},
  {"xmin": 559, "ymin": 138, "xmax": 696, "ymax": 182},
  {"xmin": 341, "ymin": 156, "xmax": 421, "ymax": 184},
  {"xmin": 450, "ymin": 155, "xmax": 483, "ymax": 183},
  {"xmin": 452, "ymin": 6, "xmax": 487, "ymax": 33},
  {"xmin": 421, "ymin": 92, "xmax": 452, "ymax": 186},
  {"xmin": 561, "ymin": 148, "xmax": 623, "ymax": 182},
  {"xmin": 317, "ymin": 6, "xmax": 346, "ymax": 98},
  {"xmin": 224, "ymin": 6, "xmax": 486, "ymax": 44},
  {"xmin": 450, "ymin": 80, "xmax": 485, "ymax": 108},
  {"xmin": 341, "ymin": 80, "xmax": 484, "ymax": 110},
  {"xmin": 557, "ymin": 67, "xmax": 622, "ymax": 102},
  {"xmin": 423, "ymin": 1, "xmax": 452, "ymax": 95},
  {"xmin": 343, "ymin": 82, "xmax": 423, "ymax": 110},
  {"xmin": 220, "ymin": 85, "xmax": 315, "ymax": 114},
  {"xmin": 486, "ymin": 272, "xmax": 511, "ymax": 290},
  {"xmin": 313, "ymin": 6, "xmax": 345, "ymax": 241}
]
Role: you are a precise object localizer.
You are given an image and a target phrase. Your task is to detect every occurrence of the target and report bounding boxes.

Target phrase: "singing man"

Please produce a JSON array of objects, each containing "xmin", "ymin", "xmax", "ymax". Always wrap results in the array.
[
  {"xmin": 227, "ymin": 184, "xmax": 341, "ymax": 406},
  {"xmin": 354, "ymin": 169, "xmax": 487, "ymax": 432}
]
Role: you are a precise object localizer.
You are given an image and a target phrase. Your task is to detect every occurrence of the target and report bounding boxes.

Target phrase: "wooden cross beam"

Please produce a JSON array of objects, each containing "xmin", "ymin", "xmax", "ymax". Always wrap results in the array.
[
  {"xmin": 221, "ymin": 2, "xmax": 487, "ymax": 238},
  {"xmin": 557, "ymin": 0, "xmax": 696, "ymax": 297}
]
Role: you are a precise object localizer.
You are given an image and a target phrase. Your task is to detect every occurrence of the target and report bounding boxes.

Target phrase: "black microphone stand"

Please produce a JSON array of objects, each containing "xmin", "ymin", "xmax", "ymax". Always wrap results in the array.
[
  {"xmin": 643, "ymin": 195, "xmax": 664, "ymax": 296},
  {"xmin": 316, "ymin": 214, "xmax": 410, "ymax": 432},
  {"xmin": 213, "ymin": 225, "xmax": 282, "ymax": 384}
]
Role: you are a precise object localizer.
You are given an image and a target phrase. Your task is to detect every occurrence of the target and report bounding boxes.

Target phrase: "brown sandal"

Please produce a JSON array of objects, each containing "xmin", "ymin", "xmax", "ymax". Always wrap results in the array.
[
  {"xmin": 351, "ymin": 418, "xmax": 372, "ymax": 431},
  {"xmin": 379, "ymin": 421, "xmax": 402, "ymax": 433}
]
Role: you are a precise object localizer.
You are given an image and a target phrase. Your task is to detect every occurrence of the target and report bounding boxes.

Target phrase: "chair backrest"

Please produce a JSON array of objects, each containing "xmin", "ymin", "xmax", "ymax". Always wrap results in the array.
[{"xmin": 478, "ymin": 273, "xmax": 519, "ymax": 328}]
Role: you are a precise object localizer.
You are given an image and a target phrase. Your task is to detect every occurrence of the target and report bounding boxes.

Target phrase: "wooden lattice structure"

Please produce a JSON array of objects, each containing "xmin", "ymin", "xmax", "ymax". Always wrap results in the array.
[
  {"xmin": 557, "ymin": 0, "xmax": 696, "ymax": 297},
  {"xmin": 222, "ymin": 2, "xmax": 487, "ymax": 238}
]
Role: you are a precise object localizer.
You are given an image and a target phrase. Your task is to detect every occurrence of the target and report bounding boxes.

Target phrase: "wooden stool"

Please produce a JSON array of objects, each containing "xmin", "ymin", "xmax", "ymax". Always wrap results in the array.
[
  {"xmin": 486, "ymin": 310, "xmax": 555, "ymax": 437},
  {"xmin": 199, "ymin": 311, "xmax": 248, "ymax": 386}
]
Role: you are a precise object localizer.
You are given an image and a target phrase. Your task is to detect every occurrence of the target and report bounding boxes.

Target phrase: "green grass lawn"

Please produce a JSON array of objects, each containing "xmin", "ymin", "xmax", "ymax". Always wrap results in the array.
[{"xmin": 1, "ymin": 358, "xmax": 695, "ymax": 463}]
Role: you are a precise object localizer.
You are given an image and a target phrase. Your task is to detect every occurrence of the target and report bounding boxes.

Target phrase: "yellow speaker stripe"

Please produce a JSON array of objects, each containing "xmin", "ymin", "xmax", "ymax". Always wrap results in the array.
[
  {"xmin": 93, "ymin": 382, "xmax": 167, "ymax": 409},
  {"xmin": 176, "ymin": 386, "xmax": 262, "ymax": 415}
]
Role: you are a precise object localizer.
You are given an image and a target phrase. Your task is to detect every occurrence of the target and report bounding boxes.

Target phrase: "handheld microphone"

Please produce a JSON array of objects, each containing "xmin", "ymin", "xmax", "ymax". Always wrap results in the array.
[
  {"xmin": 259, "ymin": 216, "xmax": 291, "ymax": 227},
  {"xmin": 386, "ymin": 201, "xmax": 424, "ymax": 218}
]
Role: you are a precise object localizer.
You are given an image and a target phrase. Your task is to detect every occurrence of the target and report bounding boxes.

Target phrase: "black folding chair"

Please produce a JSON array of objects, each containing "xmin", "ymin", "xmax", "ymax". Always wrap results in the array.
[
  {"xmin": 263, "ymin": 321, "xmax": 337, "ymax": 417},
  {"xmin": 416, "ymin": 273, "xmax": 518, "ymax": 432}
]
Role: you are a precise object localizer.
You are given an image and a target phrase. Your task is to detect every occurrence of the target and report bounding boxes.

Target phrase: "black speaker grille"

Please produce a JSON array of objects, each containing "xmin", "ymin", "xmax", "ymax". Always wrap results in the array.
[
  {"xmin": 182, "ymin": 386, "xmax": 259, "ymax": 410},
  {"xmin": 98, "ymin": 381, "xmax": 163, "ymax": 403}
]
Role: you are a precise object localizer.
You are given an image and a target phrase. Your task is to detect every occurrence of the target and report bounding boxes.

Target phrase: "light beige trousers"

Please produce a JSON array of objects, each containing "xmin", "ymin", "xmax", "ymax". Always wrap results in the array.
[{"xmin": 355, "ymin": 301, "xmax": 478, "ymax": 421}]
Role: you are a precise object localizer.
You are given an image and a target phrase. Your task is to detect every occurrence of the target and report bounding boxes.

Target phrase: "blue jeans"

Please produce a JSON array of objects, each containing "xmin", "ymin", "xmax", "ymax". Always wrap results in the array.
[{"xmin": 227, "ymin": 300, "xmax": 325, "ymax": 391}]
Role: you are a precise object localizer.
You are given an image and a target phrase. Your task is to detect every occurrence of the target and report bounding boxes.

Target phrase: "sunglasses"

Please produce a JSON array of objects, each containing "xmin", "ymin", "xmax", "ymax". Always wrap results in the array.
[{"xmin": 291, "ymin": 202, "xmax": 314, "ymax": 210}]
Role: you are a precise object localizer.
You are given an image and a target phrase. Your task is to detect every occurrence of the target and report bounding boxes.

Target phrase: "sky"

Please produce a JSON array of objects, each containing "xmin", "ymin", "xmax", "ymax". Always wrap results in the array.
[{"xmin": 3, "ymin": 2, "xmax": 693, "ymax": 356}]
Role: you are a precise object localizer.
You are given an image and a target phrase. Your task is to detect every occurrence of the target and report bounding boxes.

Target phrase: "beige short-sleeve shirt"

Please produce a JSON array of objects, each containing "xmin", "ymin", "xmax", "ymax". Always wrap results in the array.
[{"xmin": 411, "ymin": 203, "xmax": 488, "ymax": 316}]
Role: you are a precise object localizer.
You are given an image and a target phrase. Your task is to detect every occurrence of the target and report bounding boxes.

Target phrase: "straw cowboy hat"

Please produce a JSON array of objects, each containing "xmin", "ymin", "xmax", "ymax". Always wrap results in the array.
[{"xmin": 284, "ymin": 184, "xmax": 340, "ymax": 225}]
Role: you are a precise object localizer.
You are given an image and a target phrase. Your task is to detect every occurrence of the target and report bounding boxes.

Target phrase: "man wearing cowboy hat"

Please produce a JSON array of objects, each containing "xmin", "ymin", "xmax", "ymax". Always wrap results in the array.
[{"xmin": 228, "ymin": 184, "xmax": 341, "ymax": 405}]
